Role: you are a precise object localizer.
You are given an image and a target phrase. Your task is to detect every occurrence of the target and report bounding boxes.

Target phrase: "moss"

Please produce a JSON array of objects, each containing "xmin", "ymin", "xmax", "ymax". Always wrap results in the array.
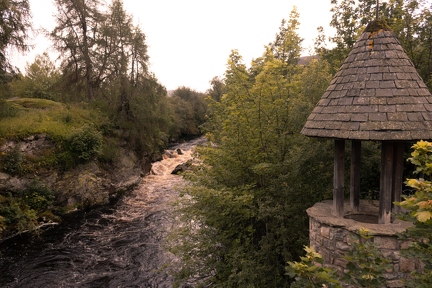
[
  {"xmin": 8, "ymin": 98, "xmax": 62, "ymax": 109},
  {"xmin": 364, "ymin": 19, "xmax": 392, "ymax": 33}
]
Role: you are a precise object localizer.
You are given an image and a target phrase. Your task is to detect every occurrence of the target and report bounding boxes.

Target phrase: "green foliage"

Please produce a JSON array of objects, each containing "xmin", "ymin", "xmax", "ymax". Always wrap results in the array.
[
  {"xmin": 0, "ymin": 99, "xmax": 20, "ymax": 119},
  {"xmin": 97, "ymin": 137, "xmax": 120, "ymax": 164},
  {"xmin": 342, "ymin": 229, "xmax": 392, "ymax": 287},
  {"xmin": 397, "ymin": 140, "xmax": 432, "ymax": 287},
  {"xmin": 206, "ymin": 76, "xmax": 225, "ymax": 102},
  {"xmin": 66, "ymin": 126, "xmax": 102, "ymax": 162},
  {"xmin": 106, "ymin": 75, "xmax": 173, "ymax": 157},
  {"xmin": 0, "ymin": 98, "xmax": 113, "ymax": 174},
  {"xmin": 169, "ymin": 86, "xmax": 208, "ymax": 138},
  {"xmin": 0, "ymin": 98, "xmax": 108, "ymax": 140},
  {"xmin": 2, "ymin": 146, "xmax": 23, "ymax": 175},
  {"xmin": 0, "ymin": 0, "xmax": 32, "ymax": 80},
  {"xmin": 320, "ymin": 0, "xmax": 432, "ymax": 90},
  {"xmin": 0, "ymin": 198, "xmax": 38, "ymax": 235},
  {"xmin": 19, "ymin": 182, "xmax": 55, "ymax": 213},
  {"xmin": 9, "ymin": 53, "xmax": 61, "ymax": 100},
  {"xmin": 0, "ymin": 182, "xmax": 56, "ymax": 237},
  {"xmin": 8, "ymin": 97, "xmax": 62, "ymax": 109},
  {"xmin": 286, "ymin": 246, "xmax": 342, "ymax": 288},
  {"xmin": 169, "ymin": 9, "xmax": 336, "ymax": 286},
  {"xmin": 287, "ymin": 229, "xmax": 392, "ymax": 287}
]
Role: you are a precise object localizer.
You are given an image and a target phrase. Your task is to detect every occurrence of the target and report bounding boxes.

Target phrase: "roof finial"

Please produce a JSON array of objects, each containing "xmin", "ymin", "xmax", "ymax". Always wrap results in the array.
[{"xmin": 376, "ymin": 0, "xmax": 379, "ymax": 20}]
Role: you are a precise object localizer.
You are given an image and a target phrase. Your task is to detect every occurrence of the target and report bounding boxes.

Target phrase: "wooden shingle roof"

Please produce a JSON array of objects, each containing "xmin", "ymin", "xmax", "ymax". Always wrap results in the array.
[{"xmin": 301, "ymin": 20, "xmax": 432, "ymax": 141}]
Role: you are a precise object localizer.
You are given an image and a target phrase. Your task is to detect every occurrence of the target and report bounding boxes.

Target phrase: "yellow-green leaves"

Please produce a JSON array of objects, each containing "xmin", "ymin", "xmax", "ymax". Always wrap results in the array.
[
  {"xmin": 286, "ymin": 246, "xmax": 342, "ymax": 288},
  {"xmin": 401, "ymin": 141, "xmax": 432, "ymax": 223},
  {"xmin": 396, "ymin": 140, "xmax": 432, "ymax": 286},
  {"xmin": 414, "ymin": 210, "xmax": 432, "ymax": 222},
  {"xmin": 407, "ymin": 140, "xmax": 432, "ymax": 176}
]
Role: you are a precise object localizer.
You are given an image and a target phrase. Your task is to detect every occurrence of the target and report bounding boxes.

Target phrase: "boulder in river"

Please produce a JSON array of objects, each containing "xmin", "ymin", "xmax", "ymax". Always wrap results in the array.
[{"xmin": 171, "ymin": 159, "xmax": 192, "ymax": 174}]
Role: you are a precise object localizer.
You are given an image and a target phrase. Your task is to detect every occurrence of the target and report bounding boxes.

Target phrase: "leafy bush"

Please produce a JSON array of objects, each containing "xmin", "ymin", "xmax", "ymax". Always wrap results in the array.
[
  {"xmin": 52, "ymin": 151, "xmax": 75, "ymax": 171},
  {"xmin": 286, "ymin": 246, "xmax": 342, "ymax": 288},
  {"xmin": 2, "ymin": 147, "xmax": 23, "ymax": 175},
  {"xmin": 397, "ymin": 140, "xmax": 432, "ymax": 287},
  {"xmin": 19, "ymin": 182, "xmax": 55, "ymax": 212},
  {"xmin": 287, "ymin": 229, "xmax": 391, "ymax": 287},
  {"xmin": 0, "ymin": 183, "xmax": 57, "ymax": 237},
  {"xmin": 66, "ymin": 126, "xmax": 102, "ymax": 162},
  {"xmin": 287, "ymin": 141, "xmax": 432, "ymax": 287},
  {"xmin": 0, "ymin": 99, "xmax": 19, "ymax": 119},
  {"xmin": 0, "ymin": 196, "xmax": 38, "ymax": 235},
  {"xmin": 97, "ymin": 137, "xmax": 120, "ymax": 164},
  {"xmin": 341, "ymin": 229, "xmax": 391, "ymax": 287}
]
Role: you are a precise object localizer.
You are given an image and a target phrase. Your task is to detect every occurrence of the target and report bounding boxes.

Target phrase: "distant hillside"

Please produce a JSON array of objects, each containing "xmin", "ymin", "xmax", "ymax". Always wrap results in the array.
[{"xmin": 298, "ymin": 55, "xmax": 319, "ymax": 65}]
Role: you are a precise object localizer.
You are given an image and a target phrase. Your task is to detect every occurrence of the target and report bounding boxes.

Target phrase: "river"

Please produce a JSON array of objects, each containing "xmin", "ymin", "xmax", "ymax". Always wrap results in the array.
[{"xmin": 0, "ymin": 137, "xmax": 205, "ymax": 288}]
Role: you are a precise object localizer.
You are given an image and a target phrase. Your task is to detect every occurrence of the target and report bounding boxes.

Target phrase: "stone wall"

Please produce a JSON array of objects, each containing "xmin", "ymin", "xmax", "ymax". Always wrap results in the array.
[{"xmin": 307, "ymin": 200, "xmax": 421, "ymax": 288}]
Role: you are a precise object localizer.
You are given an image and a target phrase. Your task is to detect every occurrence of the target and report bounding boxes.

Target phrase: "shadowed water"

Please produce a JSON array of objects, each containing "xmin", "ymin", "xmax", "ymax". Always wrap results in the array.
[{"xmin": 0, "ymin": 138, "xmax": 204, "ymax": 288}]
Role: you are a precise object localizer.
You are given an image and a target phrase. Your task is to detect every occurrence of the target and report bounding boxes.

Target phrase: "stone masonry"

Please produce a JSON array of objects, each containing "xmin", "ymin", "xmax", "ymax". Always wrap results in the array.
[{"xmin": 307, "ymin": 200, "xmax": 421, "ymax": 287}]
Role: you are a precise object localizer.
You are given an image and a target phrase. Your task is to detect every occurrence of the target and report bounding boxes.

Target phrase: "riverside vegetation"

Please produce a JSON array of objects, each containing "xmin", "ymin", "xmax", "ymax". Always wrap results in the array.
[
  {"xmin": 167, "ymin": 1, "xmax": 432, "ymax": 287},
  {"xmin": 0, "ymin": 0, "xmax": 208, "ymax": 239},
  {"xmin": 1, "ymin": 0, "xmax": 432, "ymax": 287}
]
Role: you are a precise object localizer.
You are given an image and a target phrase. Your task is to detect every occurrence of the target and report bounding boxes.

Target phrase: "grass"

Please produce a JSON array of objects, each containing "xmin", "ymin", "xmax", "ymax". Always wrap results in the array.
[
  {"xmin": 0, "ymin": 98, "xmax": 109, "ymax": 141},
  {"xmin": 8, "ymin": 98, "xmax": 62, "ymax": 109}
]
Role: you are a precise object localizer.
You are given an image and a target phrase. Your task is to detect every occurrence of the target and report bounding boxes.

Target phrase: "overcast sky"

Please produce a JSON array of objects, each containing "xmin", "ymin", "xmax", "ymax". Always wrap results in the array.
[{"xmin": 12, "ymin": 0, "xmax": 335, "ymax": 92}]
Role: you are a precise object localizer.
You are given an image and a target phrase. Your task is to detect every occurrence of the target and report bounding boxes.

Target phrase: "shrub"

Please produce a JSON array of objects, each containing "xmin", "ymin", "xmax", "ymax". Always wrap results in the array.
[
  {"xmin": 0, "ymin": 99, "xmax": 20, "ymax": 119},
  {"xmin": 2, "ymin": 147, "xmax": 23, "ymax": 175},
  {"xmin": 67, "ymin": 126, "xmax": 102, "ymax": 162},
  {"xmin": 0, "ymin": 183, "xmax": 57, "ymax": 238},
  {"xmin": 341, "ymin": 228, "xmax": 391, "ymax": 287},
  {"xmin": 0, "ymin": 197, "xmax": 38, "ymax": 235},
  {"xmin": 19, "ymin": 182, "xmax": 55, "ymax": 212},
  {"xmin": 286, "ymin": 229, "xmax": 391, "ymax": 287},
  {"xmin": 396, "ymin": 140, "xmax": 432, "ymax": 287},
  {"xmin": 286, "ymin": 246, "xmax": 342, "ymax": 288},
  {"xmin": 97, "ymin": 138, "xmax": 120, "ymax": 164}
]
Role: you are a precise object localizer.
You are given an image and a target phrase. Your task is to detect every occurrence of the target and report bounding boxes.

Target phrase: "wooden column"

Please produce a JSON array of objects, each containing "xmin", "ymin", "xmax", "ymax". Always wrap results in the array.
[
  {"xmin": 334, "ymin": 140, "xmax": 345, "ymax": 217},
  {"xmin": 350, "ymin": 140, "xmax": 361, "ymax": 211},
  {"xmin": 392, "ymin": 142, "xmax": 404, "ymax": 214},
  {"xmin": 379, "ymin": 141, "xmax": 394, "ymax": 224}
]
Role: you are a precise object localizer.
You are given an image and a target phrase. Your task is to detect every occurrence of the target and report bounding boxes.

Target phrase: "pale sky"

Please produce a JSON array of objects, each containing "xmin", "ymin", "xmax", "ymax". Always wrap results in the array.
[{"xmin": 12, "ymin": 0, "xmax": 335, "ymax": 92}]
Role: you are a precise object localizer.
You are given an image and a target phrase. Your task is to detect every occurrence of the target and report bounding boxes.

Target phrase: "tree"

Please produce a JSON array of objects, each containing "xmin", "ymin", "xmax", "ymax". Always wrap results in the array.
[
  {"xmin": 9, "ymin": 52, "xmax": 61, "ymax": 100},
  {"xmin": 50, "ymin": 0, "xmax": 104, "ymax": 100},
  {"xmin": 321, "ymin": 0, "xmax": 378, "ymax": 70},
  {"xmin": 206, "ymin": 76, "xmax": 225, "ymax": 102},
  {"xmin": 268, "ymin": 7, "xmax": 303, "ymax": 77},
  {"xmin": 170, "ymin": 8, "xmax": 335, "ymax": 286},
  {"xmin": 50, "ymin": 0, "xmax": 174, "ymax": 155},
  {"xmin": 320, "ymin": 0, "xmax": 432, "ymax": 89},
  {"xmin": 0, "ymin": 0, "xmax": 32, "ymax": 82},
  {"xmin": 169, "ymin": 87, "xmax": 207, "ymax": 138}
]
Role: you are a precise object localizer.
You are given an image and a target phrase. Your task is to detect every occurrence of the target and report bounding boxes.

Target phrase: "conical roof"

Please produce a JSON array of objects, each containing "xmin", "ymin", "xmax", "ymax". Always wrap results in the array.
[{"xmin": 301, "ymin": 20, "xmax": 432, "ymax": 141}]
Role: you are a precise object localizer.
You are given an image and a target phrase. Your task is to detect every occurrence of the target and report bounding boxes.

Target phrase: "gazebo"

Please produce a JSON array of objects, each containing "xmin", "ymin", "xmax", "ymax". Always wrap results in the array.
[{"xmin": 301, "ymin": 19, "xmax": 432, "ymax": 224}]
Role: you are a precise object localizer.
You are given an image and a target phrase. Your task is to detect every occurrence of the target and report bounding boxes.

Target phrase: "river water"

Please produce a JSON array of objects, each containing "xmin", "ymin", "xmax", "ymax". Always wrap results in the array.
[{"xmin": 0, "ymin": 137, "xmax": 204, "ymax": 288}]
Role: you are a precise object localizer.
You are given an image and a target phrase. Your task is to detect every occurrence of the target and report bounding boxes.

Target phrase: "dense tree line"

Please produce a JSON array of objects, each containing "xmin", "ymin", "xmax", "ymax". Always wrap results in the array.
[
  {"xmin": 0, "ymin": 0, "xmax": 208, "ymax": 158},
  {"xmin": 169, "ymin": 1, "xmax": 432, "ymax": 286}
]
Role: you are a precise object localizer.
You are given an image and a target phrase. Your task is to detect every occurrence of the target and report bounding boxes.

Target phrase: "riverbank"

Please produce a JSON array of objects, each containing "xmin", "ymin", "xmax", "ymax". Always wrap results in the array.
[{"xmin": 0, "ymin": 138, "xmax": 203, "ymax": 287}]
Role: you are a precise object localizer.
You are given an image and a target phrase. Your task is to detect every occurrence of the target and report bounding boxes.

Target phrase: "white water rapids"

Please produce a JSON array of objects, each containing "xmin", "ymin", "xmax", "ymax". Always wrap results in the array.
[{"xmin": 0, "ymin": 137, "xmax": 204, "ymax": 288}]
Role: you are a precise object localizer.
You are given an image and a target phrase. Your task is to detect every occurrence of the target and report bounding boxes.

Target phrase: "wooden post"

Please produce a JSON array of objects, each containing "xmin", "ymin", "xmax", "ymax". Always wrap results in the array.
[
  {"xmin": 392, "ymin": 142, "xmax": 404, "ymax": 214},
  {"xmin": 350, "ymin": 140, "xmax": 361, "ymax": 211},
  {"xmin": 379, "ymin": 142, "xmax": 394, "ymax": 224},
  {"xmin": 334, "ymin": 140, "xmax": 345, "ymax": 217}
]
